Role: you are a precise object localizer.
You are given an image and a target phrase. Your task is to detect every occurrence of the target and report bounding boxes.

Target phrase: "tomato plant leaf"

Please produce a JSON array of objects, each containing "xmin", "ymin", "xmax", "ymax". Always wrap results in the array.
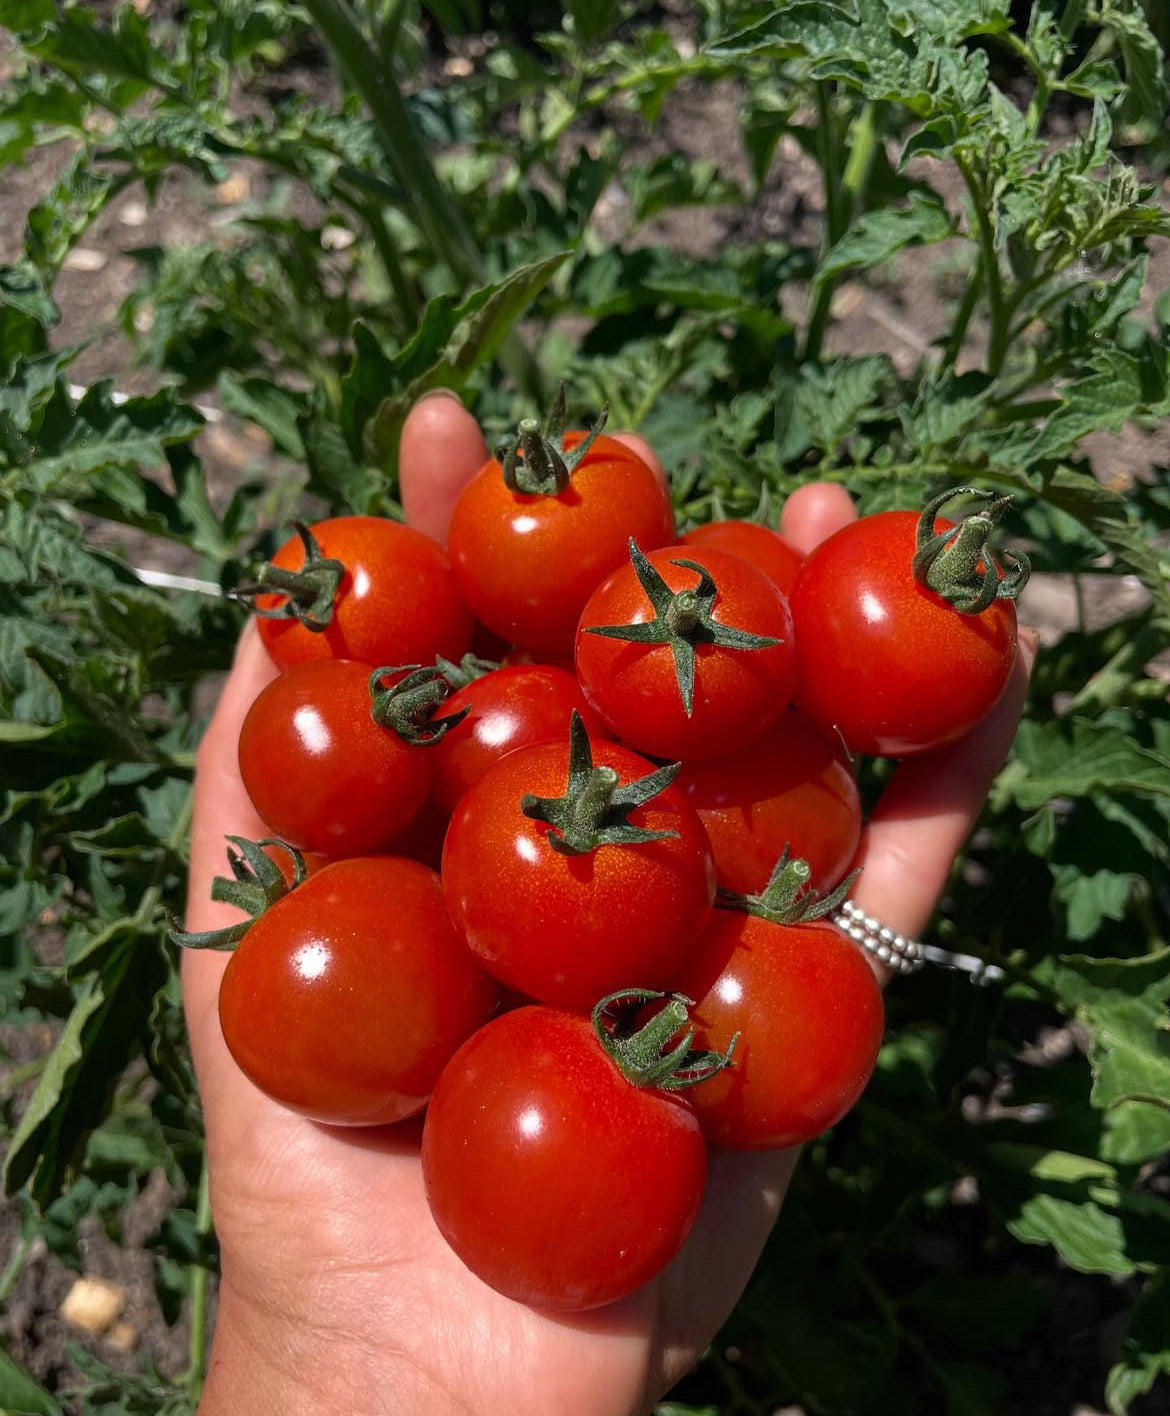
[
  {"xmin": 815, "ymin": 191, "xmax": 954, "ymax": 286},
  {"xmin": 1106, "ymin": 1272, "xmax": 1170, "ymax": 1416},
  {"xmin": 364, "ymin": 250, "xmax": 569, "ymax": 471},
  {"xmin": 992, "ymin": 719, "xmax": 1170, "ymax": 812},
  {"xmin": 0, "ymin": 1341, "xmax": 61, "ymax": 1416},
  {"xmin": 1050, "ymin": 951, "xmax": 1170, "ymax": 1113}
]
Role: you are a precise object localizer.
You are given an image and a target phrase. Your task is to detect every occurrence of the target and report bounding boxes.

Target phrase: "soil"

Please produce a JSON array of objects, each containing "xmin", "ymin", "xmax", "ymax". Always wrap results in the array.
[{"xmin": 2, "ymin": 7, "xmax": 1168, "ymax": 1415}]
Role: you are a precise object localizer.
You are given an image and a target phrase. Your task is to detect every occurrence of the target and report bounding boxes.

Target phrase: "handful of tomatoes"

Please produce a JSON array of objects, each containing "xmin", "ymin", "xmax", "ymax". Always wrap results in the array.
[{"xmin": 180, "ymin": 393, "xmax": 1029, "ymax": 1312}]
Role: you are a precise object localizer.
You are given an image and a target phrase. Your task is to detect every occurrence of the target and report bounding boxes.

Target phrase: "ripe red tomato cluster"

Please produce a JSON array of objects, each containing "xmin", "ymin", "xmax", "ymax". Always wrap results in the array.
[{"xmin": 186, "ymin": 401, "xmax": 1029, "ymax": 1312}]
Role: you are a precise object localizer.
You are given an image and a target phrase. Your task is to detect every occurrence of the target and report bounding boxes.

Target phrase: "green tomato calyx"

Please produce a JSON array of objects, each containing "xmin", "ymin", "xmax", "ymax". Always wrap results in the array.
[
  {"xmin": 498, "ymin": 383, "xmax": 608, "ymax": 496},
  {"xmin": 433, "ymin": 652, "xmax": 501, "ymax": 690},
  {"xmin": 170, "ymin": 836, "xmax": 307, "ymax": 952},
  {"xmin": 719, "ymin": 845, "xmax": 859, "ymax": 925},
  {"xmin": 235, "ymin": 522, "xmax": 345, "ymax": 632},
  {"xmin": 369, "ymin": 665, "xmax": 471, "ymax": 745},
  {"xmin": 520, "ymin": 710, "xmax": 681, "ymax": 856},
  {"xmin": 912, "ymin": 486, "xmax": 1031, "ymax": 615},
  {"xmin": 592, "ymin": 988, "xmax": 738, "ymax": 1092},
  {"xmin": 584, "ymin": 540, "xmax": 781, "ymax": 716}
]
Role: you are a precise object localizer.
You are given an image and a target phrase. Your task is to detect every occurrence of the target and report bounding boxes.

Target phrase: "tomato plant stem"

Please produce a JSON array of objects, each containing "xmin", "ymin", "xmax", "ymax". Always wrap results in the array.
[
  {"xmin": 938, "ymin": 253, "xmax": 984, "ymax": 377},
  {"xmin": 1060, "ymin": 0, "xmax": 1088, "ymax": 40},
  {"xmin": 185, "ymin": 1154, "xmax": 213, "ymax": 1405},
  {"xmin": 803, "ymin": 97, "xmax": 877, "ymax": 363},
  {"xmin": 300, "ymin": 0, "xmax": 543, "ymax": 401},
  {"xmin": 957, "ymin": 156, "xmax": 1008, "ymax": 375},
  {"xmin": 339, "ymin": 185, "xmax": 420, "ymax": 328}
]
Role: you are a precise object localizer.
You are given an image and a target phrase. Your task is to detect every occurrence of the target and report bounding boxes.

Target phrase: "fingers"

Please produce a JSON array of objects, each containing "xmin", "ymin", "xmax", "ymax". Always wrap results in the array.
[
  {"xmin": 779, "ymin": 482, "xmax": 856, "ymax": 554},
  {"xmin": 182, "ymin": 620, "xmax": 279, "ymax": 1081},
  {"xmin": 849, "ymin": 628, "xmax": 1038, "ymax": 949},
  {"xmin": 399, "ymin": 391, "xmax": 489, "ymax": 544}
]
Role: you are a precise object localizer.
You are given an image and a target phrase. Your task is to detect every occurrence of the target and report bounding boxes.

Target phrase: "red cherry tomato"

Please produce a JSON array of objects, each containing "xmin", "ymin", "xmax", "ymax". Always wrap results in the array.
[
  {"xmin": 575, "ymin": 545, "xmax": 798, "ymax": 762},
  {"xmin": 789, "ymin": 511, "xmax": 1018, "ymax": 757},
  {"xmin": 238, "ymin": 659, "xmax": 431, "ymax": 856},
  {"xmin": 441, "ymin": 733, "xmax": 715, "ymax": 1010},
  {"xmin": 681, "ymin": 519, "xmax": 803, "ymax": 596},
  {"xmin": 677, "ymin": 708, "xmax": 861, "ymax": 896},
  {"xmin": 254, "ymin": 515, "xmax": 474, "ymax": 672},
  {"xmin": 219, "ymin": 857, "xmax": 498, "ymax": 1125},
  {"xmin": 447, "ymin": 431, "xmax": 676, "ymax": 655},
  {"xmin": 432, "ymin": 664, "xmax": 610, "ymax": 814},
  {"xmin": 265, "ymin": 842, "xmax": 330, "ymax": 884},
  {"xmin": 421, "ymin": 1005, "xmax": 707, "ymax": 1309},
  {"xmin": 672, "ymin": 912, "xmax": 884, "ymax": 1149}
]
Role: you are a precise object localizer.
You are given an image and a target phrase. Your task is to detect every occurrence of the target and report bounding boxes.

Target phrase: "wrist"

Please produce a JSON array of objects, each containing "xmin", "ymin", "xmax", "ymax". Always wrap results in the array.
[{"xmin": 197, "ymin": 1277, "xmax": 447, "ymax": 1416}]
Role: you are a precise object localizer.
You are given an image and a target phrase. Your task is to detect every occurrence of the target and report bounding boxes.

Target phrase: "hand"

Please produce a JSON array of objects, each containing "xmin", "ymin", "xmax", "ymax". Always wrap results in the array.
[{"xmin": 182, "ymin": 391, "xmax": 1036, "ymax": 1416}]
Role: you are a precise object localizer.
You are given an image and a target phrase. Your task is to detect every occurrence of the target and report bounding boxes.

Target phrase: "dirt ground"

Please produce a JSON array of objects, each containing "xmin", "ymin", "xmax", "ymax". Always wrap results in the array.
[{"xmin": 2, "ymin": 8, "xmax": 1169, "ymax": 1414}]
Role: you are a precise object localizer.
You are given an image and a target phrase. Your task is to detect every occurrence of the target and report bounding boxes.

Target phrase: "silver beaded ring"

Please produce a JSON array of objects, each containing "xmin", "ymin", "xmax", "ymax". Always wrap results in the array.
[
  {"xmin": 831, "ymin": 899, "xmax": 924, "ymax": 975},
  {"xmin": 830, "ymin": 900, "xmax": 1005, "ymax": 984}
]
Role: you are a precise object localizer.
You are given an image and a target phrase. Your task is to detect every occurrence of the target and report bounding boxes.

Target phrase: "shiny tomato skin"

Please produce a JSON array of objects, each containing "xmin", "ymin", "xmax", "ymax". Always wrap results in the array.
[
  {"xmin": 673, "ymin": 913, "xmax": 884, "ymax": 1150},
  {"xmin": 681, "ymin": 519, "xmax": 803, "ymax": 597},
  {"xmin": 575, "ymin": 546, "xmax": 798, "ymax": 762},
  {"xmin": 421, "ymin": 1005, "xmax": 707, "ymax": 1310},
  {"xmin": 789, "ymin": 511, "xmax": 1018, "ymax": 757},
  {"xmin": 432, "ymin": 664, "xmax": 610, "ymax": 814},
  {"xmin": 238, "ymin": 659, "xmax": 432, "ymax": 857},
  {"xmin": 677, "ymin": 708, "xmax": 861, "ymax": 896},
  {"xmin": 446, "ymin": 432, "xmax": 676, "ymax": 655},
  {"xmin": 441, "ymin": 737, "xmax": 716, "ymax": 1010},
  {"xmin": 256, "ymin": 515, "xmax": 474, "ymax": 672},
  {"xmin": 218, "ymin": 857, "xmax": 498, "ymax": 1125}
]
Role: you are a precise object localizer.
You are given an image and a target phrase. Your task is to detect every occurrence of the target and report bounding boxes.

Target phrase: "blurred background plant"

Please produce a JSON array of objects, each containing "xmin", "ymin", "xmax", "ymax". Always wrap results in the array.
[{"xmin": 0, "ymin": 1, "xmax": 1168, "ymax": 1412}]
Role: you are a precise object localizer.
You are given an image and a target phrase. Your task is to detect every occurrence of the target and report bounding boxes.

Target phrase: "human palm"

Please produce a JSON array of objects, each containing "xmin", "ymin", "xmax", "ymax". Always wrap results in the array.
[{"xmin": 183, "ymin": 392, "xmax": 1034, "ymax": 1416}]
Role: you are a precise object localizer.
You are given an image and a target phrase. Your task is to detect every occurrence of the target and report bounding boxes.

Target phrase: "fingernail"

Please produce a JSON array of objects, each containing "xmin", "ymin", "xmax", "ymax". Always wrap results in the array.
[
  {"xmin": 415, "ymin": 387, "xmax": 462, "ymax": 407},
  {"xmin": 1018, "ymin": 625, "xmax": 1039, "ymax": 655}
]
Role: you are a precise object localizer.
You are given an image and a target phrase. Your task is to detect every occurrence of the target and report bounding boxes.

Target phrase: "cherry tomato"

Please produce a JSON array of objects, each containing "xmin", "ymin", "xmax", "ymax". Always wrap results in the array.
[
  {"xmin": 219, "ymin": 857, "xmax": 498, "ymax": 1125},
  {"xmin": 264, "ymin": 842, "xmax": 330, "ymax": 884},
  {"xmin": 672, "ymin": 911, "xmax": 884, "ymax": 1149},
  {"xmin": 575, "ymin": 545, "xmax": 798, "ymax": 762},
  {"xmin": 681, "ymin": 519, "xmax": 803, "ymax": 596},
  {"xmin": 254, "ymin": 515, "xmax": 474, "ymax": 672},
  {"xmin": 447, "ymin": 430, "xmax": 675, "ymax": 655},
  {"xmin": 677, "ymin": 708, "xmax": 861, "ymax": 896},
  {"xmin": 432, "ymin": 664, "xmax": 609, "ymax": 814},
  {"xmin": 789, "ymin": 511, "xmax": 1019, "ymax": 757},
  {"xmin": 238, "ymin": 659, "xmax": 432, "ymax": 856},
  {"xmin": 441, "ymin": 730, "xmax": 715, "ymax": 1010},
  {"xmin": 421, "ymin": 1004, "xmax": 707, "ymax": 1309}
]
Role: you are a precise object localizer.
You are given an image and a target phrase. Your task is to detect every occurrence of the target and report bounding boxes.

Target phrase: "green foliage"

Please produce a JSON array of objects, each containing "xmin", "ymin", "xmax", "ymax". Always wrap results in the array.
[{"xmin": 0, "ymin": 0, "xmax": 1168, "ymax": 1412}]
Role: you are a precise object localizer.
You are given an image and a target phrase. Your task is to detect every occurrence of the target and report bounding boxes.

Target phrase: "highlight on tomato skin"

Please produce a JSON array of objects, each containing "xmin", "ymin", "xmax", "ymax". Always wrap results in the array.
[
  {"xmin": 431, "ymin": 662, "xmax": 610, "ymax": 814},
  {"xmin": 446, "ymin": 428, "xmax": 676, "ymax": 657},
  {"xmin": 440, "ymin": 729, "xmax": 716, "ymax": 1012},
  {"xmin": 788, "ymin": 507, "xmax": 1020, "ymax": 758},
  {"xmin": 676, "ymin": 707, "xmax": 862, "ymax": 897},
  {"xmin": 420, "ymin": 1004, "xmax": 708, "ymax": 1311},
  {"xmin": 669, "ymin": 912, "xmax": 885, "ymax": 1151},
  {"xmin": 575, "ymin": 543, "xmax": 799, "ymax": 763},
  {"xmin": 252, "ymin": 515, "xmax": 475, "ymax": 673},
  {"xmin": 217, "ymin": 856, "xmax": 499, "ymax": 1127},
  {"xmin": 238, "ymin": 658, "xmax": 433, "ymax": 858}
]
